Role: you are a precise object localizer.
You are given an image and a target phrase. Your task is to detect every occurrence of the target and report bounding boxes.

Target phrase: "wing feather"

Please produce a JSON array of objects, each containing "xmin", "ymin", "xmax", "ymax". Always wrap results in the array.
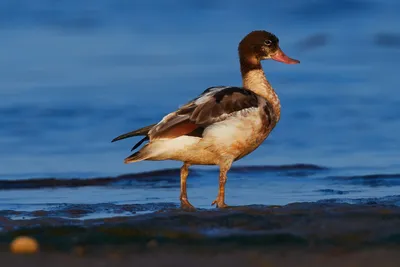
[{"xmin": 148, "ymin": 86, "xmax": 260, "ymax": 140}]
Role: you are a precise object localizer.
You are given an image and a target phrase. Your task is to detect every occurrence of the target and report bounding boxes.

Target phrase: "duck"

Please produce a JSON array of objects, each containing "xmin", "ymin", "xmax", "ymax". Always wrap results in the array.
[{"xmin": 112, "ymin": 30, "xmax": 300, "ymax": 210}]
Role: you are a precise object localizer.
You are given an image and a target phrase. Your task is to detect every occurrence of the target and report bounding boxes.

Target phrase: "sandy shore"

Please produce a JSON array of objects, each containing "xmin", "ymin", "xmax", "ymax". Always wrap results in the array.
[
  {"xmin": 1, "ymin": 202, "xmax": 400, "ymax": 266},
  {"xmin": 2, "ymin": 247, "xmax": 400, "ymax": 267}
]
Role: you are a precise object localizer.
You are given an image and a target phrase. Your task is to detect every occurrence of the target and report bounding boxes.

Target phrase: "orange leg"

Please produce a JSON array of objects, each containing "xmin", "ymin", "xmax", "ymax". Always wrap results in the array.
[
  {"xmin": 212, "ymin": 162, "xmax": 232, "ymax": 208},
  {"xmin": 180, "ymin": 163, "xmax": 195, "ymax": 210}
]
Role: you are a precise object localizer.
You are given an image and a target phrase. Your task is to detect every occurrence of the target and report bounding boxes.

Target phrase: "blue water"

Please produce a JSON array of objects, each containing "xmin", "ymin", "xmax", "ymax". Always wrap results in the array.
[{"xmin": 1, "ymin": 0, "xmax": 400, "ymax": 217}]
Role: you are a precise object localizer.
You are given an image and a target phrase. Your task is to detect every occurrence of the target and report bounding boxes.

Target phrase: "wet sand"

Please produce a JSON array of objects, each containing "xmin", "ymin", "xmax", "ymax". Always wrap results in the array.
[
  {"xmin": 1, "ymin": 248, "xmax": 400, "ymax": 267},
  {"xmin": 1, "ymin": 202, "xmax": 400, "ymax": 266}
]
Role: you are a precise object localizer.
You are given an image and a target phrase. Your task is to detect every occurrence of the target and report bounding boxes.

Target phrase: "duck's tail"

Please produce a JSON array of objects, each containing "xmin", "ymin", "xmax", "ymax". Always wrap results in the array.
[
  {"xmin": 112, "ymin": 124, "xmax": 157, "ymax": 163},
  {"xmin": 123, "ymin": 147, "xmax": 150, "ymax": 163},
  {"xmin": 123, "ymin": 142, "xmax": 163, "ymax": 164},
  {"xmin": 111, "ymin": 124, "xmax": 156, "ymax": 143}
]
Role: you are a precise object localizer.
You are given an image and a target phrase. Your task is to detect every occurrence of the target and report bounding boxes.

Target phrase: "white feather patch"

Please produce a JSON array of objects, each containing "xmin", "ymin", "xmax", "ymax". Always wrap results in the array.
[
  {"xmin": 194, "ymin": 86, "xmax": 229, "ymax": 105},
  {"xmin": 202, "ymin": 107, "xmax": 261, "ymax": 145},
  {"xmin": 150, "ymin": 136, "xmax": 200, "ymax": 157}
]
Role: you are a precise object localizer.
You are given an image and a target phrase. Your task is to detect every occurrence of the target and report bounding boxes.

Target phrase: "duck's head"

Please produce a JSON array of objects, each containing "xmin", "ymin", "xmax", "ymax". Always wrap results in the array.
[{"xmin": 239, "ymin": 30, "xmax": 300, "ymax": 65}]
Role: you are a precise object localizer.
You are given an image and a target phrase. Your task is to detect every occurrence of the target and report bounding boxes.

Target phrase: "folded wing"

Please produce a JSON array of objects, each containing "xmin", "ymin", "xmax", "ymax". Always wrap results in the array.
[{"xmin": 148, "ymin": 86, "xmax": 260, "ymax": 140}]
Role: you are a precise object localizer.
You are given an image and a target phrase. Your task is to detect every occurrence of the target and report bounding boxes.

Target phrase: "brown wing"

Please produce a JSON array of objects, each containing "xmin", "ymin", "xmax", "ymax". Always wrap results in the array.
[{"xmin": 148, "ymin": 86, "xmax": 260, "ymax": 139}]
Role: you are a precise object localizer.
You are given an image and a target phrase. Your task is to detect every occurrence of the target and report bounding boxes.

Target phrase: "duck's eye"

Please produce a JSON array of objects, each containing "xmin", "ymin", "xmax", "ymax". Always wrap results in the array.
[{"xmin": 264, "ymin": 40, "xmax": 272, "ymax": 46}]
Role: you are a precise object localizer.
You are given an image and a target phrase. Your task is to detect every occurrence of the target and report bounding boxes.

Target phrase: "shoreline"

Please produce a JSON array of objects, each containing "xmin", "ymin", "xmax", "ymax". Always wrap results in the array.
[
  {"xmin": 1, "ymin": 248, "xmax": 400, "ymax": 267},
  {"xmin": 1, "ymin": 202, "xmax": 400, "ymax": 266},
  {"xmin": 2, "ymin": 202, "xmax": 400, "ymax": 247}
]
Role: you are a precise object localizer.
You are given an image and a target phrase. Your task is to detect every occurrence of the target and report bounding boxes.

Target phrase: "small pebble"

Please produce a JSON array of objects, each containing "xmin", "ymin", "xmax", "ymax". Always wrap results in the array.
[
  {"xmin": 73, "ymin": 246, "xmax": 85, "ymax": 257},
  {"xmin": 10, "ymin": 236, "xmax": 39, "ymax": 254},
  {"xmin": 146, "ymin": 239, "xmax": 158, "ymax": 249}
]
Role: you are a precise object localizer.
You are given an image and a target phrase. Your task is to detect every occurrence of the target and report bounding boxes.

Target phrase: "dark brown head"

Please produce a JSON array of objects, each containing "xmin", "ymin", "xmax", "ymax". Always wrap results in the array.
[{"xmin": 239, "ymin": 30, "xmax": 300, "ymax": 65}]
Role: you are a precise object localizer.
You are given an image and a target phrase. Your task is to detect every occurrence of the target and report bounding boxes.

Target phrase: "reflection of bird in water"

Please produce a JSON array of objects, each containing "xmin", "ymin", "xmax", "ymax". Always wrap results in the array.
[{"xmin": 112, "ymin": 30, "xmax": 300, "ymax": 210}]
